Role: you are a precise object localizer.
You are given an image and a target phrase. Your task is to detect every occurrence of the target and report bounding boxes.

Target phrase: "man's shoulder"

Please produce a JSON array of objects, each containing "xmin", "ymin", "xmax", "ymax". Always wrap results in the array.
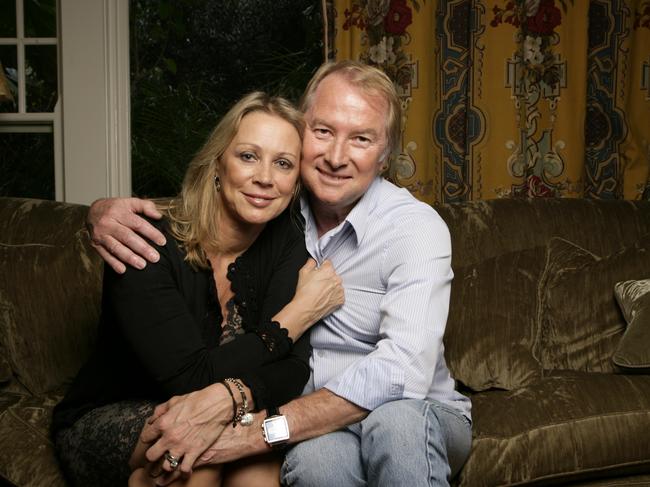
[{"xmin": 372, "ymin": 179, "xmax": 446, "ymax": 229}]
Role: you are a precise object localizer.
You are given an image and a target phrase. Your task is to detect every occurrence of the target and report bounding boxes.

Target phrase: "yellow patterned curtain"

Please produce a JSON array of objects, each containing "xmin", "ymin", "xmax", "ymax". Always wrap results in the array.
[{"xmin": 325, "ymin": 0, "xmax": 650, "ymax": 203}]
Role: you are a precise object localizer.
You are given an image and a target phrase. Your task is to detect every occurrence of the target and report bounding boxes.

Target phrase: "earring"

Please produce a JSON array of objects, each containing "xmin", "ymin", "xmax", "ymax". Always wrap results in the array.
[{"xmin": 214, "ymin": 175, "xmax": 221, "ymax": 192}]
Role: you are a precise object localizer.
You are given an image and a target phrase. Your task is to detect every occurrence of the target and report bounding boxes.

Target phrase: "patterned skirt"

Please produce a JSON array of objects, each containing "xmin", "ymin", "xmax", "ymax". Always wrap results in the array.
[{"xmin": 55, "ymin": 400, "xmax": 156, "ymax": 487}]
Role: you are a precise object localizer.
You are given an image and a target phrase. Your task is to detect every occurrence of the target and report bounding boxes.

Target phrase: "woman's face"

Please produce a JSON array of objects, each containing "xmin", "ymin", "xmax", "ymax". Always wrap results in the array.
[{"xmin": 217, "ymin": 111, "xmax": 301, "ymax": 228}]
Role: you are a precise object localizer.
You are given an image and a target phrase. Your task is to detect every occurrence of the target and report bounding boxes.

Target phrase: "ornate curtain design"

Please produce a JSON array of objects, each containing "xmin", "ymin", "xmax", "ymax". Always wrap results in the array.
[{"xmin": 325, "ymin": 0, "xmax": 650, "ymax": 203}]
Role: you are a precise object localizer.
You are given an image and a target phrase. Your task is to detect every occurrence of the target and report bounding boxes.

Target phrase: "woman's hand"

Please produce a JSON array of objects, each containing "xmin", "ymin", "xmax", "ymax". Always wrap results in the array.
[
  {"xmin": 138, "ymin": 383, "xmax": 234, "ymax": 476},
  {"xmin": 294, "ymin": 259, "xmax": 344, "ymax": 322},
  {"xmin": 274, "ymin": 258, "xmax": 344, "ymax": 340}
]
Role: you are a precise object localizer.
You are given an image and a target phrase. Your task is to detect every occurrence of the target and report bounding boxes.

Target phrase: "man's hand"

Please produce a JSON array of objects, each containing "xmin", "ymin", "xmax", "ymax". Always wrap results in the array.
[
  {"xmin": 197, "ymin": 389, "xmax": 368, "ymax": 468},
  {"xmin": 141, "ymin": 383, "xmax": 233, "ymax": 475},
  {"xmin": 196, "ymin": 412, "xmax": 268, "ymax": 467},
  {"xmin": 86, "ymin": 197, "xmax": 166, "ymax": 273}
]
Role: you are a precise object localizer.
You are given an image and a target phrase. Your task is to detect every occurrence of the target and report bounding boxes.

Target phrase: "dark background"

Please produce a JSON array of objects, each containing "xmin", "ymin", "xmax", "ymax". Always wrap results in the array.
[{"xmin": 130, "ymin": 0, "xmax": 324, "ymax": 197}]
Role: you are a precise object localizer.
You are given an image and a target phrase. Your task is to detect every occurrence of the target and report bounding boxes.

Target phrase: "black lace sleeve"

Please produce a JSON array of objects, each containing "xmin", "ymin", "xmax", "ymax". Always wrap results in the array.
[{"xmin": 255, "ymin": 320, "xmax": 293, "ymax": 355}]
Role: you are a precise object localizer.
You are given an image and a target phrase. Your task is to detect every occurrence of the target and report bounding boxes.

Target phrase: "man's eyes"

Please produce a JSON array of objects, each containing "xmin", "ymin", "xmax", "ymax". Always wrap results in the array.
[
  {"xmin": 313, "ymin": 127, "xmax": 331, "ymax": 136},
  {"xmin": 312, "ymin": 128, "xmax": 372, "ymax": 145}
]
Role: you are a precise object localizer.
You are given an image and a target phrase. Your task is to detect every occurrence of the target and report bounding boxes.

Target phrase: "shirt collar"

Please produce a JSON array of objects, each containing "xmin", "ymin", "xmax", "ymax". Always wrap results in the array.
[{"xmin": 301, "ymin": 176, "xmax": 383, "ymax": 246}]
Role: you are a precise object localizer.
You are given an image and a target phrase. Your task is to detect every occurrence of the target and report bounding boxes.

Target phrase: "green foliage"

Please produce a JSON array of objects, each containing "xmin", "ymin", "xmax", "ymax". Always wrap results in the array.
[
  {"xmin": 130, "ymin": 0, "xmax": 324, "ymax": 197},
  {"xmin": 0, "ymin": 132, "xmax": 54, "ymax": 199}
]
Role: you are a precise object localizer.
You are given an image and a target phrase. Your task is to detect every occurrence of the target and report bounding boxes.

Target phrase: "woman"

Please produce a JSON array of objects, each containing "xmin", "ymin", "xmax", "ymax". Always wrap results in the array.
[{"xmin": 52, "ymin": 92, "xmax": 344, "ymax": 487}]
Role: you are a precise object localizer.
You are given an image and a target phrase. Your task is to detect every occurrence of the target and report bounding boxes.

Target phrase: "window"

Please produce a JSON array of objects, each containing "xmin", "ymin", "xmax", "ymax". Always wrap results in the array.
[{"xmin": 0, "ymin": 0, "xmax": 60, "ymax": 200}]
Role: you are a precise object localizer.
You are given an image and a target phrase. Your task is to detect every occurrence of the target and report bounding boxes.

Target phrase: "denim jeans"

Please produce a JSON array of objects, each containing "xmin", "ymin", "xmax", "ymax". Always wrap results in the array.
[{"xmin": 281, "ymin": 398, "xmax": 472, "ymax": 487}]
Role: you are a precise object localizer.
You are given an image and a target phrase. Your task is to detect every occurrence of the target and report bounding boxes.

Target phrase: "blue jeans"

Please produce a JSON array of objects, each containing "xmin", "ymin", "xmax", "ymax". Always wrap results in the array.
[{"xmin": 281, "ymin": 398, "xmax": 472, "ymax": 487}]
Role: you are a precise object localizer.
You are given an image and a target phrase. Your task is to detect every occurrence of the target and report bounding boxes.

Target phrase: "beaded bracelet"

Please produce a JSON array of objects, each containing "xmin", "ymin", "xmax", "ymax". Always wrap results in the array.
[
  {"xmin": 224, "ymin": 378, "xmax": 253, "ymax": 427},
  {"xmin": 220, "ymin": 380, "xmax": 238, "ymax": 427}
]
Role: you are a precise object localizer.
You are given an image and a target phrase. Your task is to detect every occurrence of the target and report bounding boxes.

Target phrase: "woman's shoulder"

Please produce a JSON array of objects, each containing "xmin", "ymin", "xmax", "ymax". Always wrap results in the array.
[
  {"xmin": 242, "ymin": 207, "xmax": 307, "ymax": 267},
  {"xmin": 264, "ymin": 205, "xmax": 305, "ymax": 241},
  {"xmin": 140, "ymin": 215, "xmax": 187, "ymax": 264}
]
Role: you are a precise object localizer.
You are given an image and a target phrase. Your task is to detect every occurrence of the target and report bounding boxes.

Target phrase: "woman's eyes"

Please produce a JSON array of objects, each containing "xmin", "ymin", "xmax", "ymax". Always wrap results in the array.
[
  {"xmin": 275, "ymin": 159, "xmax": 294, "ymax": 170},
  {"xmin": 239, "ymin": 151, "xmax": 293, "ymax": 169}
]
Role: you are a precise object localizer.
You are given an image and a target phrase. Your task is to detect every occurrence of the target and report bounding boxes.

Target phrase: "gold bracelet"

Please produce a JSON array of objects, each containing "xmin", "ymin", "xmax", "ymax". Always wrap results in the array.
[{"xmin": 224, "ymin": 378, "xmax": 253, "ymax": 427}]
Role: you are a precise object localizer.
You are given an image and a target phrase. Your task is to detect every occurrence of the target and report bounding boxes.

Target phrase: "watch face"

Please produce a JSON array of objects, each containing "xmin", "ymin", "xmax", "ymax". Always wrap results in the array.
[{"xmin": 264, "ymin": 415, "xmax": 290, "ymax": 443}]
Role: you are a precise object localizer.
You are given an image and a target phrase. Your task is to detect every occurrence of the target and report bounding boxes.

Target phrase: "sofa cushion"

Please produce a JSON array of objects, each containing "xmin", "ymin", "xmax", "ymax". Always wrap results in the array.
[
  {"xmin": 0, "ymin": 392, "xmax": 66, "ymax": 487},
  {"xmin": 0, "ymin": 234, "xmax": 102, "ymax": 395},
  {"xmin": 446, "ymin": 246, "xmax": 545, "ymax": 391},
  {"xmin": 457, "ymin": 372, "xmax": 650, "ymax": 486},
  {"xmin": 0, "ymin": 353, "xmax": 11, "ymax": 384},
  {"xmin": 613, "ymin": 279, "xmax": 650, "ymax": 372},
  {"xmin": 535, "ymin": 235, "xmax": 650, "ymax": 372}
]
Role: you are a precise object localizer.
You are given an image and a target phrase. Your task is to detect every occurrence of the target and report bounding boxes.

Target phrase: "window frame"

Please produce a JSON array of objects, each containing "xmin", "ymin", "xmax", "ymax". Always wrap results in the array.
[{"xmin": 0, "ymin": 0, "xmax": 63, "ymax": 199}]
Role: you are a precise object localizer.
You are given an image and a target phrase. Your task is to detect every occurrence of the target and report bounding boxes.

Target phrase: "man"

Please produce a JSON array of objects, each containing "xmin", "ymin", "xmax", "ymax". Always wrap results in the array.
[{"xmin": 87, "ymin": 61, "xmax": 472, "ymax": 486}]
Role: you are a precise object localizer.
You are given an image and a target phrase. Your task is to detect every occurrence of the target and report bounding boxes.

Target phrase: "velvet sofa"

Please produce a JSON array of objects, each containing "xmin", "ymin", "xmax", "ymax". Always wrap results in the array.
[{"xmin": 1, "ymin": 196, "xmax": 650, "ymax": 486}]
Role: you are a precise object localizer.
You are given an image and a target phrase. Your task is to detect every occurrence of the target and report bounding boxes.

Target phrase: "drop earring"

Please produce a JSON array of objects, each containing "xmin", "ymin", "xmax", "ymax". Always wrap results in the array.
[{"xmin": 214, "ymin": 175, "xmax": 221, "ymax": 192}]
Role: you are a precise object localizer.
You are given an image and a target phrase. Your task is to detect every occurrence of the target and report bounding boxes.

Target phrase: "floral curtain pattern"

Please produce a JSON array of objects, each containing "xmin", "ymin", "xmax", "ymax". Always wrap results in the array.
[{"xmin": 325, "ymin": 0, "xmax": 650, "ymax": 203}]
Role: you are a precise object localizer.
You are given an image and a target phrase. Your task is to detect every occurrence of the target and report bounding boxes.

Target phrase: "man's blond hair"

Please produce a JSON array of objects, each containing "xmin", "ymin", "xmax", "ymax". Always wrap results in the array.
[{"xmin": 300, "ymin": 60, "xmax": 401, "ymax": 166}]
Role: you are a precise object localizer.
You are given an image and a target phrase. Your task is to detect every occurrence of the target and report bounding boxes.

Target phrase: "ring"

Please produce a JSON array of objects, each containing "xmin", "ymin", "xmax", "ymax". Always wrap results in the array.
[{"xmin": 164, "ymin": 451, "xmax": 180, "ymax": 470}]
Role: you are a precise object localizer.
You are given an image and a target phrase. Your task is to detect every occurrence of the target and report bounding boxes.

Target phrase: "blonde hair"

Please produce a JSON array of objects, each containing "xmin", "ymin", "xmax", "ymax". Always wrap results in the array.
[
  {"xmin": 300, "ymin": 60, "xmax": 401, "ymax": 166},
  {"xmin": 163, "ymin": 91, "xmax": 304, "ymax": 269}
]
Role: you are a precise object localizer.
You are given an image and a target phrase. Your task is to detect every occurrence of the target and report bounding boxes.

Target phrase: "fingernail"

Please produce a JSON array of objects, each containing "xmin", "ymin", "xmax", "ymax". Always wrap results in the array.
[
  {"xmin": 157, "ymin": 238, "xmax": 167, "ymax": 246},
  {"xmin": 135, "ymin": 259, "xmax": 146, "ymax": 270},
  {"xmin": 149, "ymin": 252, "xmax": 160, "ymax": 262}
]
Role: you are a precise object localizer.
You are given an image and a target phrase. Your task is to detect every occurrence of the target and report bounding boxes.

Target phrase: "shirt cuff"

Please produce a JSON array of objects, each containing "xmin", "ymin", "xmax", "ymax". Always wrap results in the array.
[{"xmin": 323, "ymin": 358, "xmax": 405, "ymax": 411}]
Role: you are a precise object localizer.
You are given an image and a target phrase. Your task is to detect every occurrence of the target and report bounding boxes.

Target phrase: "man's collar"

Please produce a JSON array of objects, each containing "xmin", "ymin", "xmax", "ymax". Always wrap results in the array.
[
  {"xmin": 343, "ymin": 176, "xmax": 382, "ymax": 244},
  {"xmin": 301, "ymin": 176, "xmax": 383, "ymax": 244}
]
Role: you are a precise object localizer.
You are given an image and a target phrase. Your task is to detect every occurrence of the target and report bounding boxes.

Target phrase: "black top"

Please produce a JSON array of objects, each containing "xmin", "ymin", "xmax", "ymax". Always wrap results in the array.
[{"xmin": 52, "ymin": 208, "xmax": 311, "ymax": 433}]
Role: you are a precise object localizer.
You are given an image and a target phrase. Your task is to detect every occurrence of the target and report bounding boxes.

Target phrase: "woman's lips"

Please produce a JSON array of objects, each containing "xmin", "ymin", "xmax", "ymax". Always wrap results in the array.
[{"xmin": 243, "ymin": 193, "xmax": 276, "ymax": 207}]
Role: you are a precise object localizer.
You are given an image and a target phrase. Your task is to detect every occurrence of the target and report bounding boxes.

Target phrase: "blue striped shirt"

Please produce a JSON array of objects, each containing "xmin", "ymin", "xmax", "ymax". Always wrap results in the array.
[{"xmin": 301, "ymin": 177, "xmax": 471, "ymax": 421}]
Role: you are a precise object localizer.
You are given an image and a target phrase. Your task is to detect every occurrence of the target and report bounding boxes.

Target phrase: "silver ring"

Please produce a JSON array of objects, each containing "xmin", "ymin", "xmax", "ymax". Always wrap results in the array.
[{"xmin": 164, "ymin": 451, "xmax": 180, "ymax": 470}]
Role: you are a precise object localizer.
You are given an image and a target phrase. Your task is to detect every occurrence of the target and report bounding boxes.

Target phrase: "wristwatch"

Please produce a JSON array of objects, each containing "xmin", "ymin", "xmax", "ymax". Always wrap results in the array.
[{"xmin": 262, "ymin": 406, "xmax": 290, "ymax": 448}]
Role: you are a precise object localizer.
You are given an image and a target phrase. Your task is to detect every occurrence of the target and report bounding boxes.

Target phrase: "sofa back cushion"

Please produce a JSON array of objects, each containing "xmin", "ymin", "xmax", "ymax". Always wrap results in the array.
[
  {"xmin": 0, "ymin": 198, "xmax": 102, "ymax": 394},
  {"xmin": 436, "ymin": 199, "xmax": 650, "ymax": 269},
  {"xmin": 535, "ymin": 235, "xmax": 650, "ymax": 372},
  {"xmin": 445, "ymin": 246, "xmax": 545, "ymax": 391},
  {"xmin": 437, "ymin": 199, "xmax": 650, "ymax": 389}
]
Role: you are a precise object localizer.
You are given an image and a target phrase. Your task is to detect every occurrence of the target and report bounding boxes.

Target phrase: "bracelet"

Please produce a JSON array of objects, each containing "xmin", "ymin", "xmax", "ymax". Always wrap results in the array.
[
  {"xmin": 220, "ymin": 380, "xmax": 238, "ymax": 427},
  {"xmin": 224, "ymin": 378, "xmax": 253, "ymax": 427}
]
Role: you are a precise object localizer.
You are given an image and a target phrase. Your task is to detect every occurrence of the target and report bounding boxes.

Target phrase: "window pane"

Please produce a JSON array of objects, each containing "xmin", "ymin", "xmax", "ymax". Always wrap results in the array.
[
  {"xmin": 24, "ymin": 0, "xmax": 57, "ymax": 37},
  {"xmin": 0, "ymin": 131, "xmax": 55, "ymax": 200},
  {"xmin": 0, "ymin": 0, "xmax": 17, "ymax": 37},
  {"xmin": 25, "ymin": 44, "xmax": 57, "ymax": 112},
  {"xmin": 0, "ymin": 45, "xmax": 18, "ymax": 113}
]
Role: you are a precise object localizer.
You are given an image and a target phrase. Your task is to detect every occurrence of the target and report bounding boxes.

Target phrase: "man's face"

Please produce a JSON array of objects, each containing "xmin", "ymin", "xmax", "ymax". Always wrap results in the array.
[{"xmin": 300, "ymin": 73, "xmax": 389, "ymax": 219}]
